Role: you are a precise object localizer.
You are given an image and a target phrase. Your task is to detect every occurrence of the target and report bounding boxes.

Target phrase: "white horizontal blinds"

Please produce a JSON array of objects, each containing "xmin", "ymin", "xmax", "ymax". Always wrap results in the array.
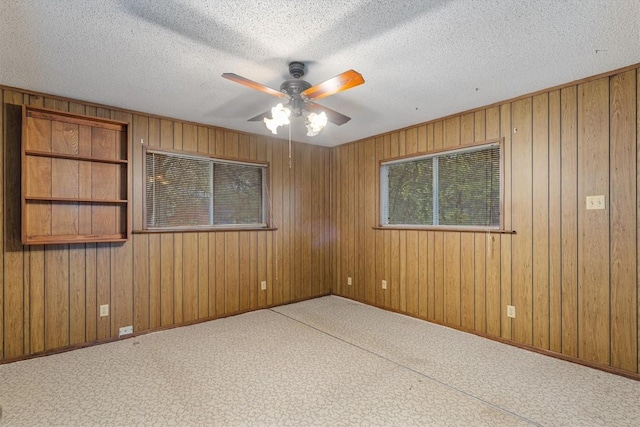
[
  {"xmin": 437, "ymin": 146, "xmax": 500, "ymax": 227},
  {"xmin": 146, "ymin": 150, "xmax": 267, "ymax": 228},
  {"xmin": 212, "ymin": 162, "xmax": 264, "ymax": 225},
  {"xmin": 382, "ymin": 142, "xmax": 500, "ymax": 227},
  {"xmin": 387, "ymin": 158, "xmax": 433, "ymax": 224},
  {"xmin": 146, "ymin": 152, "xmax": 212, "ymax": 227}
]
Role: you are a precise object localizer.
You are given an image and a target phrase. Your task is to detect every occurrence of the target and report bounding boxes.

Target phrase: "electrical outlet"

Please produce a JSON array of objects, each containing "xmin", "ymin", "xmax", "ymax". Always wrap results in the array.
[
  {"xmin": 586, "ymin": 195, "xmax": 605, "ymax": 210},
  {"xmin": 507, "ymin": 305, "xmax": 516, "ymax": 318},
  {"xmin": 261, "ymin": 280, "xmax": 267, "ymax": 291},
  {"xmin": 99, "ymin": 304, "xmax": 109, "ymax": 317},
  {"xmin": 119, "ymin": 325, "xmax": 133, "ymax": 337},
  {"xmin": 347, "ymin": 277, "xmax": 352, "ymax": 286},
  {"xmin": 382, "ymin": 280, "xmax": 387, "ymax": 290}
]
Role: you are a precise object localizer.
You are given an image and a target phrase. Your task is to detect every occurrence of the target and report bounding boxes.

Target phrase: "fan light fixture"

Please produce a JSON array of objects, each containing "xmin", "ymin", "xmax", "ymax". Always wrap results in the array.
[
  {"xmin": 223, "ymin": 62, "xmax": 364, "ymax": 138},
  {"xmin": 305, "ymin": 111, "xmax": 328, "ymax": 136},
  {"xmin": 264, "ymin": 104, "xmax": 328, "ymax": 137},
  {"xmin": 264, "ymin": 103, "xmax": 291, "ymax": 134}
]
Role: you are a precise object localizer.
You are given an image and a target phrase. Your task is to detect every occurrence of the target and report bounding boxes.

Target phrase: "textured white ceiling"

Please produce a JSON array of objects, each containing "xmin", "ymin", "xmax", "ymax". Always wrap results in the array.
[{"xmin": 2, "ymin": 0, "xmax": 639, "ymax": 147}]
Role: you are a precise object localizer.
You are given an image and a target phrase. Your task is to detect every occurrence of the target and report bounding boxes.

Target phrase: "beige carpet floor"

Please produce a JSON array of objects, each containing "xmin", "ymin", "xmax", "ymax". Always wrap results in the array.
[{"xmin": 1, "ymin": 296, "xmax": 639, "ymax": 426}]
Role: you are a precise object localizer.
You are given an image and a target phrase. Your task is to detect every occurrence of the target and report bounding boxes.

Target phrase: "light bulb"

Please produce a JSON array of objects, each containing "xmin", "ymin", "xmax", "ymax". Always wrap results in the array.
[
  {"xmin": 264, "ymin": 103, "xmax": 291, "ymax": 134},
  {"xmin": 306, "ymin": 111, "xmax": 328, "ymax": 136}
]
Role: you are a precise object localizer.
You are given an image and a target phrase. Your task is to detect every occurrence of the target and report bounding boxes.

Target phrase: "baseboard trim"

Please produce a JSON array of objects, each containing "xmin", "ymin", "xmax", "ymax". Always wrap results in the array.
[
  {"xmin": 336, "ymin": 294, "xmax": 640, "ymax": 382},
  {"xmin": 0, "ymin": 292, "xmax": 331, "ymax": 365}
]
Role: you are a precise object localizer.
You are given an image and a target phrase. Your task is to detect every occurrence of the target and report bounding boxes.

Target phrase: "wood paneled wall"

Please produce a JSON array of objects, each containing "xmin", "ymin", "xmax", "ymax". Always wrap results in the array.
[
  {"xmin": 331, "ymin": 67, "xmax": 640, "ymax": 376},
  {"xmin": 3, "ymin": 64, "xmax": 640, "ymax": 378},
  {"xmin": 1, "ymin": 87, "xmax": 332, "ymax": 361}
]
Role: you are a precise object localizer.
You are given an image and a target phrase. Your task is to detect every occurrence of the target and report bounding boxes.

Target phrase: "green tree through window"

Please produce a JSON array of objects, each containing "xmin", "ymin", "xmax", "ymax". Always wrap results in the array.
[
  {"xmin": 146, "ymin": 150, "xmax": 267, "ymax": 229},
  {"xmin": 381, "ymin": 142, "xmax": 501, "ymax": 228}
]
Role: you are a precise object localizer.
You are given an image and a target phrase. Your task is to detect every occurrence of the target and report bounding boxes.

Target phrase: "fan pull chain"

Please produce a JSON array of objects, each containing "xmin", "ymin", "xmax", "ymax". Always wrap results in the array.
[{"xmin": 288, "ymin": 123, "xmax": 292, "ymax": 169}]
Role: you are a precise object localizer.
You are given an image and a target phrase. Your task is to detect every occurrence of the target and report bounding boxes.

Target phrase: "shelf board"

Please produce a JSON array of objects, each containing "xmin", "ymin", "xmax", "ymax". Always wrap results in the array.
[
  {"xmin": 23, "ymin": 233, "xmax": 128, "ymax": 245},
  {"xmin": 25, "ymin": 197, "xmax": 128, "ymax": 204},
  {"xmin": 25, "ymin": 150, "xmax": 128, "ymax": 165}
]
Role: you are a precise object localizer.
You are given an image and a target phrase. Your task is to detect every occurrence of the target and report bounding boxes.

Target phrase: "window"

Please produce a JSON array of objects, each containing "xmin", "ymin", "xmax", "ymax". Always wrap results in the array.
[
  {"xmin": 380, "ymin": 141, "xmax": 501, "ymax": 229},
  {"xmin": 145, "ymin": 149, "xmax": 268, "ymax": 229}
]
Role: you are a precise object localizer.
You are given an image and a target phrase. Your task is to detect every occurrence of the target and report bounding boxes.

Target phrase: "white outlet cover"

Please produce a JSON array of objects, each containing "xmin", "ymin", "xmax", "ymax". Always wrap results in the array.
[
  {"xmin": 119, "ymin": 325, "xmax": 133, "ymax": 336},
  {"xmin": 382, "ymin": 280, "xmax": 387, "ymax": 289},
  {"xmin": 261, "ymin": 281, "xmax": 267, "ymax": 290},
  {"xmin": 99, "ymin": 304, "xmax": 109, "ymax": 317}
]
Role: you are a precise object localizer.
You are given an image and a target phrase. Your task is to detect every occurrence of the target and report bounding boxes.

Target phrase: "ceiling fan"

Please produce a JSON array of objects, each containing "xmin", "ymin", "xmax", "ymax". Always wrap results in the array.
[{"xmin": 222, "ymin": 62, "xmax": 364, "ymax": 136}]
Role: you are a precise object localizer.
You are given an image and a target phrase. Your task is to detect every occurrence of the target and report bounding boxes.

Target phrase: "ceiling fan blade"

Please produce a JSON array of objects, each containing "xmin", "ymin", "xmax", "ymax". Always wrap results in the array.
[
  {"xmin": 221, "ymin": 73, "xmax": 288, "ymax": 99},
  {"xmin": 307, "ymin": 102, "xmax": 351, "ymax": 126},
  {"xmin": 301, "ymin": 70, "xmax": 364, "ymax": 101},
  {"xmin": 248, "ymin": 110, "xmax": 271, "ymax": 122}
]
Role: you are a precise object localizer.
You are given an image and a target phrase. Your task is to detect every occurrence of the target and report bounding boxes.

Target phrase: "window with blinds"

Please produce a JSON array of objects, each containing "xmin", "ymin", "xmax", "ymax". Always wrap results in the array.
[
  {"xmin": 146, "ymin": 150, "xmax": 267, "ymax": 229},
  {"xmin": 380, "ymin": 141, "xmax": 501, "ymax": 229}
]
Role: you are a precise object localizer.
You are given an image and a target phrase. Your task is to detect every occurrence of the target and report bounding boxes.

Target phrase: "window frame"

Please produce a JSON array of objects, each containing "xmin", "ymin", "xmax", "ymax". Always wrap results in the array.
[
  {"xmin": 378, "ymin": 138, "xmax": 505, "ymax": 232},
  {"xmin": 143, "ymin": 147, "xmax": 271, "ymax": 232}
]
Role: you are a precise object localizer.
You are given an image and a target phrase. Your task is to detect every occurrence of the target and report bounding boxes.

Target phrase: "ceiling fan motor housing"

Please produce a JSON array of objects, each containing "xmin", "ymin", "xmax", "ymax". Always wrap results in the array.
[
  {"xmin": 280, "ymin": 79, "xmax": 312, "ymax": 117},
  {"xmin": 288, "ymin": 61, "xmax": 306, "ymax": 79}
]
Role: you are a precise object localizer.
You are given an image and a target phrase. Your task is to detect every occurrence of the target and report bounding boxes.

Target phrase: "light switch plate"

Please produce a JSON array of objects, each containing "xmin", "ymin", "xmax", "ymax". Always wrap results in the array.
[{"xmin": 586, "ymin": 195, "xmax": 605, "ymax": 210}]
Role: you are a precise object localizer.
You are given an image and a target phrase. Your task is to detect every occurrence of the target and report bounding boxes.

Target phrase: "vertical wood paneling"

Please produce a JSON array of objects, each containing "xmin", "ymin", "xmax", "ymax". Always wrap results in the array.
[
  {"xmin": 133, "ymin": 235, "xmax": 149, "ymax": 332},
  {"xmin": 69, "ymin": 245, "xmax": 85, "ymax": 345},
  {"xmin": 0, "ymin": 89, "xmax": 4, "ymax": 359},
  {"xmin": 301, "ymin": 145, "xmax": 312, "ymax": 300},
  {"xmin": 511, "ymin": 98, "xmax": 533, "ymax": 345},
  {"xmin": 96, "ymin": 243, "xmax": 110, "ymax": 339},
  {"xmin": 532, "ymin": 93, "xmax": 550, "ymax": 349},
  {"xmin": 548, "ymin": 90, "xmax": 562, "ymax": 353},
  {"xmin": 348, "ymin": 142, "xmax": 357, "ymax": 301},
  {"xmin": 265, "ymin": 136, "xmax": 278, "ymax": 306},
  {"xmin": 500, "ymin": 104, "xmax": 513, "ymax": 340},
  {"xmin": 399, "ymin": 229, "xmax": 407, "ymax": 312},
  {"xmin": 111, "ymin": 111, "xmax": 133, "ymax": 335},
  {"xmin": 45, "ymin": 245, "xmax": 69, "ymax": 349},
  {"xmin": 460, "ymin": 233, "xmax": 474, "ymax": 329},
  {"xmin": 198, "ymin": 232, "xmax": 210, "ymax": 318},
  {"xmin": 577, "ymin": 78, "xmax": 610, "ymax": 365},
  {"xmin": 225, "ymin": 232, "xmax": 240, "ymax": 313},
  {"xmin": 609, "ymin": 70, "xmax": 637, "ymax": 371},
  {"xmin": 182, "ymin": 233, "xmax": 198, "ymax": 322},
  {"xmin": 444, "ymin": 232, "xmax": 461, "ymax": 326},
  {"xmin": 4, "ymin": 90, "xmax": 25, "ymax": 357},
  {"xmin": 29, "ymin": 246, "xmax": 45, "ymax": 352},
  {"xmin": 281, "ymin": 139, "xmax": 292, "ymax": 302},
  {"xmin": 560, "ymin": 86, "xmax": 578, "ymax": 357},
  {"xmin": 238, "ymin": 231, "xmax": 251, "ymax": 311},
  {"xmin": 84, "ymin": 244, "xmax": 97, "ymax": 341},
  {"xmin": 374, "ymin": 137, "xmax": 384, "ymax": 307},
  {"xmin": 237, "ymin": 135, "xmax": 251, "ymax": 309},
  {"xmin": 473, "ymin": 233, "xmax": 486, "ymax": 331},
  {"xmin": 132, "ymin": 114, "xmax": 149, "ymax": 333},
  {"xmin": 637, "ymin": 68, "xmax": 640, "ymax": 375},
  {"xmin": 389, "ymin": 134, "xmax": 399, "ymax": 309},
  {"xmin": 364, "ymin": 140, "xmax": 376, "ymax": 304},
  {"xmin": 485, "ymin": 106, "xmax": 502, "ymax": 337},
  {"xmin": 434, "ymin": 231, "xmax": 444, "ymax": 322},
  {"xmin": 382, "ymin": 136, "xmax": 391, "ymax": 308}
]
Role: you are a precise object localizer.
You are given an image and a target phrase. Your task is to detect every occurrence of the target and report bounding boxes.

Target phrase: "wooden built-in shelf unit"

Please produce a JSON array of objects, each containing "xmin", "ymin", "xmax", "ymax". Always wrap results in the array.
[{"xmin": 21, "ymin": 106, "xmax": 130, "ymax": 245}]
